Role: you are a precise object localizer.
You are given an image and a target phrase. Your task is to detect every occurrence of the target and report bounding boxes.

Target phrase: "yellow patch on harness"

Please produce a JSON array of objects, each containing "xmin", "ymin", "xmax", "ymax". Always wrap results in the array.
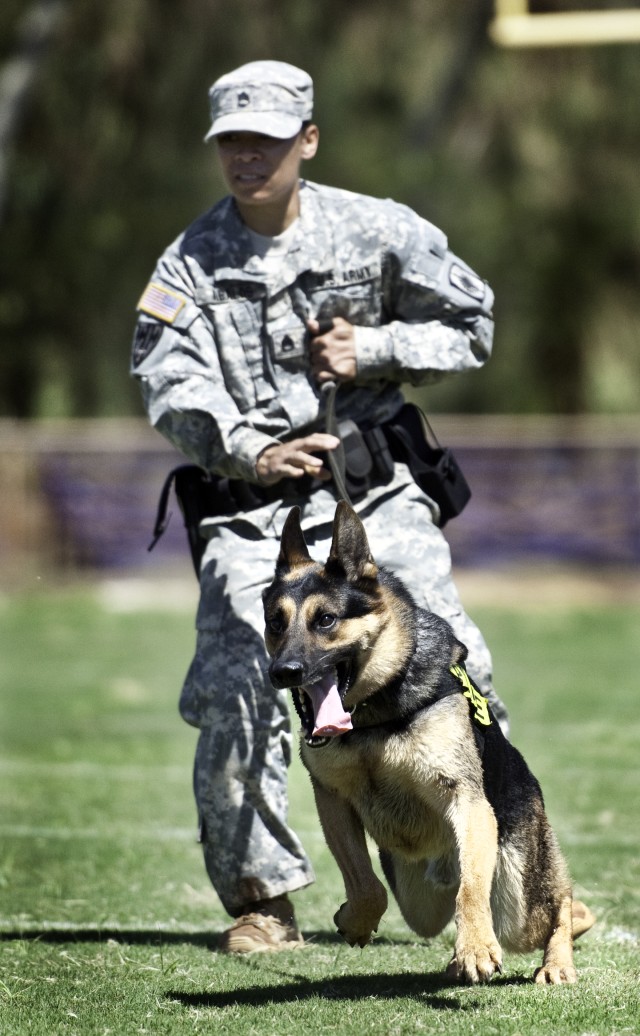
[
  {"xmin": 137, "ymin": 282, "xmax": 186, "ymax": 323},
  {"xmin": 450, "ymin": 664, "xmax": 492, "ymax": 727}
]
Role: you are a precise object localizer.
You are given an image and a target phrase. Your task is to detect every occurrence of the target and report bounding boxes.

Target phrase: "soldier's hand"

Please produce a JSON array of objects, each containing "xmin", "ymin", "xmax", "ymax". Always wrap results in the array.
[
  {"xmin": 255, "ymin": 433, "xmax": 340, "ymax": 486},
  {"xmin": 307, "ymin": 317, "xmax": 357, "ymax": 384}
]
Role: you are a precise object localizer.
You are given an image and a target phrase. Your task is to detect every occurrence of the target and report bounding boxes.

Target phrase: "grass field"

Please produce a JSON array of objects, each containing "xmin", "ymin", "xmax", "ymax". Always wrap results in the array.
[{"xmin": 0, "ymin": 574, "xmax": 639, "ymax": 1035}]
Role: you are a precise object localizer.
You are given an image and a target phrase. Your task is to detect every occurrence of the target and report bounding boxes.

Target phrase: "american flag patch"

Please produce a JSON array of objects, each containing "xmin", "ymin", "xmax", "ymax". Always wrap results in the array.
[{"xmin": 137, "ymin": 282, "xmax": 186, "ymax": 323}]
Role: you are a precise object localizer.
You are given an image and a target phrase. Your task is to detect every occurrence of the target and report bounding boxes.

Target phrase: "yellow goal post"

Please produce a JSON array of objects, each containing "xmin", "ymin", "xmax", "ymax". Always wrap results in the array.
[{"xmin": 490, "ymin": 0, "xmax": 640, "ymax": 47}]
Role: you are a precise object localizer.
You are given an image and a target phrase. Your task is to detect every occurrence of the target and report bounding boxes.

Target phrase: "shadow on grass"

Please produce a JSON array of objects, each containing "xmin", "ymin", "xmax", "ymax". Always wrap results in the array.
[
  {"xmin": 0, "ymin": 926, "xmax": 346, "ymax": 948},
  {"xmin": 166, "ymin": 968, "xmax": 528, "ymax": 1010},
  {"xmin": 169, "ymin": 971, "xmax": 461, "ymax": 1009},
  {"xmin": 0, "ymin": 927, "xmax": 212, "ymax": 946},
  {"xmin": 0, "ymin": 926, "xmax": 531, "ymax": 1006}
]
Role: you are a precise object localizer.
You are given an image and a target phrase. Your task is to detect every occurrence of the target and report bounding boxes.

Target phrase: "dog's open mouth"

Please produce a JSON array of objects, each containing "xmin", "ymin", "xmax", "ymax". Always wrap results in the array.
[{"xmin": 293, "ymin": 665, "xmax": 353, "ymax": 748}]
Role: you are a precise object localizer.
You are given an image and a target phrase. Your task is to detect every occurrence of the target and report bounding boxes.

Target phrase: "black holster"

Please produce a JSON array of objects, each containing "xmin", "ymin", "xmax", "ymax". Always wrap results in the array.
[
  {"xmin": 148, "ymin": 465, "xmax": 258, "ymax": 576},
  {"xmin": 384, "ymin": 404, "xmax": 471, "ymax": 526}
]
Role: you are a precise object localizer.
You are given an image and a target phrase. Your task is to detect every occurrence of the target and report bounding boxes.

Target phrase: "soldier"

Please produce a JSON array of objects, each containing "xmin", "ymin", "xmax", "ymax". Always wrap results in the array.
[{"xmin": 131, "ymin": 59, "xmax": 507, "ymax": 953}]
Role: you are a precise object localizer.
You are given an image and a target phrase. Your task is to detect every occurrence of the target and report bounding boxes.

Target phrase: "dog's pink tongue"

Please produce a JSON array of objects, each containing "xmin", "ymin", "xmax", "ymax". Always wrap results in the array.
[{"xmin": 305, "ymin": 673, "xmax": 353, "ymax": 737}]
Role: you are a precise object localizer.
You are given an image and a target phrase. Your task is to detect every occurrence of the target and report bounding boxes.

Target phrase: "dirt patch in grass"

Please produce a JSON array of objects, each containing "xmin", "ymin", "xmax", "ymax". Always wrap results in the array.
[
  {"xmin": 453, "ymin": 564, "xmax": 640, "ymax": 609},
  {"xmin": 92, "ymin": 564, "xmax": 640, "ymax": 614}
]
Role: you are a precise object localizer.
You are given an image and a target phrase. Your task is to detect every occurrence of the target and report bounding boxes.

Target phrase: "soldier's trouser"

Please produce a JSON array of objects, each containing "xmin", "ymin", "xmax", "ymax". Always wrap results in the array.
[{"xmin": 179, "ymin": 481, "xmax": 508, "ymax": 917}]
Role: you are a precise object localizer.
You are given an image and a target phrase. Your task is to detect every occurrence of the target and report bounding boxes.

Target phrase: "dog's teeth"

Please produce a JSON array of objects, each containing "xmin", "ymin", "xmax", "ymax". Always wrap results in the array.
[{"xmin": 305, "ymin": 734, "xmax": 330, "ymax": 749}]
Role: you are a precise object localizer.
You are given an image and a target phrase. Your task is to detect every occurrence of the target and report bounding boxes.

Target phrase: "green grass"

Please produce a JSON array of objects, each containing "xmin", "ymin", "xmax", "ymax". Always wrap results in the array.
[{"xmin": 0, "ymin": 581, "xmax": 639, "ymax": 1035}]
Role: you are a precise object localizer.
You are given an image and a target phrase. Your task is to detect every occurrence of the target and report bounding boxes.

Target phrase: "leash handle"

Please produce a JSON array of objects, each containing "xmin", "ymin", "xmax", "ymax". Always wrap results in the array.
[
  {"xmin": 321, "ymin": 379, "xmax": 352, "ymax": 506},
  {"xmin": 311, "ymin": 317, "xmax": 353, "ymax": 506}
]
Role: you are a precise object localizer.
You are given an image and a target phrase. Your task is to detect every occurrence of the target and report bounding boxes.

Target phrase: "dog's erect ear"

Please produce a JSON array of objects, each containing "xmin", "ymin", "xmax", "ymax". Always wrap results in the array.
[
  {"xmin": 277, "ymin": 506, "xmax": 312, "ymax": 570},
  {"xmin": 327, "ymin": 501, "xmax": 378, "ymax": 582},
  {"xmin": 451, "ymin": 637, "xmax": 468, "ymax": 665}
]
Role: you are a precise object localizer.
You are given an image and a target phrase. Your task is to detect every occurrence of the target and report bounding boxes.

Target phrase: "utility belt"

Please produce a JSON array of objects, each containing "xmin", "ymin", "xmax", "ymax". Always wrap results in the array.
[{"xmin": 149, "ymin": 403, "xmax": 470, "ymax": 576}]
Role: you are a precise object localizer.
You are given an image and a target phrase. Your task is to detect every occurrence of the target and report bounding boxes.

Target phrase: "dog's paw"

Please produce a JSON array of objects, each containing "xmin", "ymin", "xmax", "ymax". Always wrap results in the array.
[
  {"xmin": 446, "ymin": 940, "xmax": 503, "ymax": 984},
  {"xmin": 333, "ymin": 901, "xmax": 381, "ymax": 949},
  {"xmin": 534, "ymin": 964, "xmax": 577, "ymax": 985}
]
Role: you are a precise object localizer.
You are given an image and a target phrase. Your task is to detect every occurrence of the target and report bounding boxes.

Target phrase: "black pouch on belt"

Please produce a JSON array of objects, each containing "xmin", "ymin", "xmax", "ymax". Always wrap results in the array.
[
  {"xmin": 384, "ymin": 404, "xmax": 471, "ymax": 527},
  {"xmin": 336, "ymin": 420, "xmax": 396, "ymax": 499},
  {"xmin": 338, "ymin": 419, "xmax": 373, "ymax": 498}
]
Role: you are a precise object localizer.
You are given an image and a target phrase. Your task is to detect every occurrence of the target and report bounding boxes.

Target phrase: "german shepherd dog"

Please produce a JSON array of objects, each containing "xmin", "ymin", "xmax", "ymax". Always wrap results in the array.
[{"xmin": 262, "ymin": 502, "xmax": 577, "ymax": 985}]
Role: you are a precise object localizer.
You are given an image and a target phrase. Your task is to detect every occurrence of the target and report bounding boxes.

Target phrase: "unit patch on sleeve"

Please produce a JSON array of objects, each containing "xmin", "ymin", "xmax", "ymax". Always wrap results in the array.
[
  {"xmin": 449, "ymin": 263, "xmax": 486, "ymax": 302},
  {"xmin": 137, "ymin": 282, "xmax": 186, "ymax": 323},
  {"xmin": 132, "ymin": 322, "xmax": 163, "ymax": 367}
]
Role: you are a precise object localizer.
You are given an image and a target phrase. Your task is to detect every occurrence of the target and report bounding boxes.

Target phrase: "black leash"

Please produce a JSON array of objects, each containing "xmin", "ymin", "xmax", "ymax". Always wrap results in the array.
[
  {"xmin": 321, "ymin": 379, "xmax": 353, "ymax": 506},
  {"xmin": 315, "ymin": 318, "xmax": 353, "ymax": 507}
]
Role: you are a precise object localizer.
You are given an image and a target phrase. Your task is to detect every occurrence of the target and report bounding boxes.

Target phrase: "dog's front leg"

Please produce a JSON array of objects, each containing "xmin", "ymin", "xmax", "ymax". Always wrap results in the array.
[
  {"xmin": 312, "ymin": 777, "xmax": 388, "ymax": 947},
  {"xmin": 447, "ymin": 796, "xmax": 503, "ymax": 984}
]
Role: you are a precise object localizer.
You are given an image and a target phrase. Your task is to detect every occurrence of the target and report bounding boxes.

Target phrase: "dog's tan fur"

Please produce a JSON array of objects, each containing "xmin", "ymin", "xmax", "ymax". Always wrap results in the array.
[{"xmin": 263, "ymin": 502, "xmax": 576, "ymax": 984}]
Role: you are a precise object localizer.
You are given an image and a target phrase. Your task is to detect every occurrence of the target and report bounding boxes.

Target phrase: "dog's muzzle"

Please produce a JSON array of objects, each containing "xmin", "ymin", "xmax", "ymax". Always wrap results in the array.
[
  {"xmin": 270, "ymin": 661, "xmax": 354, "ymax": 748},
  {"xmin": 269, "ymin": 659, "xmax": 305, "ymax": 690}
]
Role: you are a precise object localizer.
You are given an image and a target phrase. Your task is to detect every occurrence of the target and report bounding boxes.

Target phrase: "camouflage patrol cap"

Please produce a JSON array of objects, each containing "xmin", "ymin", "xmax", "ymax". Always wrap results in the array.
[{"xmin": 205, "ymin": 60, "xmax": 313, "ymax": 141}]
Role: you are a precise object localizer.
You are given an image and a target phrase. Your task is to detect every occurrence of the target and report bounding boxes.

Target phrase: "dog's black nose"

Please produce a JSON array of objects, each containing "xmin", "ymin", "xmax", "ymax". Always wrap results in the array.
[{"xmin": 269, "ymin": 660, "xmax": 305, "ymax": 689}]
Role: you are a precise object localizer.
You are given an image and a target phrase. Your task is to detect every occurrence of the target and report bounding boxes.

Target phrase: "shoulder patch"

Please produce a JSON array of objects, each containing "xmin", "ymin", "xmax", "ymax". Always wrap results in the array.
[
  {"xmin": 449, "ymin": 263, "xmax": 485, "ymax": 302},
  {"xmin": 137, "ymin": 282, "xmax": 186, "ymax": 323},
  {"xmin": 132, "ymin": 322, "xmax": 163, "ymax": 367}
]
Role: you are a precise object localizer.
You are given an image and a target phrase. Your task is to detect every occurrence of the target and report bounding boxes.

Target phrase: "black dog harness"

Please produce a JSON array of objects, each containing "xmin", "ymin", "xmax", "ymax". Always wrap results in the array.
[{"xmin": 302, "ymin": 663, "xmax": 494, "ymax": 754}]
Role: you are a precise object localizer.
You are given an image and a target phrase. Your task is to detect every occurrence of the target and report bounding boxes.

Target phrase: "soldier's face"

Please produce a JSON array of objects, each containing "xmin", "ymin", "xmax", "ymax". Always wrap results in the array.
[{"xmin": 216, "ymin": 126, "xmax": 318, "ymax": 227}]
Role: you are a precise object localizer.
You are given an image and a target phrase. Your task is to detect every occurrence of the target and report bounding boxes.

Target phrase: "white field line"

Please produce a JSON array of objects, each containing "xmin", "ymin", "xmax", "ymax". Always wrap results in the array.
[
  {"xmin": 0, "ymin": 824, "xmax": 196, "ymax": 841},
  {"xmin": 0, "ymin": 818, "xmax": 326, "ymax": 842},
  {"xmin": 0, "ymin": 760, "xmax": 189, "ymax": 781},
  {"xmin": 0, "ymin": 819, "xmax": 635, "ymax": 849},
  {"xmin": 559, "ymin": 830, "xmax": 639, "ymax": 847}
]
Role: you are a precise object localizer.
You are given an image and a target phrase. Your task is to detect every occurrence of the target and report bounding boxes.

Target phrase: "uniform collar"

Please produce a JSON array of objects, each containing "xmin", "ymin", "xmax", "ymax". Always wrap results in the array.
[{"xmin": 208, "ymin": 182, "xmax": 335, "ymax": 288}]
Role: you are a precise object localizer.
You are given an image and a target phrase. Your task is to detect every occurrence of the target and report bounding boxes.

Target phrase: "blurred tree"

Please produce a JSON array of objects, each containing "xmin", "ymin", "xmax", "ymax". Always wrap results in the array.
[
  {"xmin": 418, "ymin": 37, "xmax": 640, "ymax": 414},
  {"xmin": 0, "ymin": 0, "xmax": 638, "ymax": 417}
]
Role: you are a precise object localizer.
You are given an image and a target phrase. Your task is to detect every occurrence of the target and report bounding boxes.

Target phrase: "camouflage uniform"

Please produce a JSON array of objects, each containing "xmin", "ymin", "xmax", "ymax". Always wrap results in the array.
[{"xmin": 132, "ymin": 179, "xmax": 506, "ymax": 916}]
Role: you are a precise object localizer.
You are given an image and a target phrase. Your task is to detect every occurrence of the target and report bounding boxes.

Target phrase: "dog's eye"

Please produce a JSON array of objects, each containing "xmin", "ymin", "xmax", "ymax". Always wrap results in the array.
[
  {"xmin": 317, "ymin": 613, "xmax": 336, "ymax": 630},
  {"xmin": 267, "ymin": 617, "xmax": 284, "ymax": 635}
]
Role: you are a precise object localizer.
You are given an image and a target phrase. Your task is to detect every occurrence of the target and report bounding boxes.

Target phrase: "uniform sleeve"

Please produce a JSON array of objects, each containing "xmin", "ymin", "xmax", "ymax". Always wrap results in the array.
[
  {"xmin": 130, "ymin": 258, "xmax": 278, "ymax": 481},
  {"xmin": 353, "ymin": 203, "xmax": 494, "ymax": 386}
]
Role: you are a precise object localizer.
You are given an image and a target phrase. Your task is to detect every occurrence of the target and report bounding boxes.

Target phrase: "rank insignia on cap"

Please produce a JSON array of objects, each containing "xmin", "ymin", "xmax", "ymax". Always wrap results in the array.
[
  {"xmin": 449, "ymin": 263, "xmax": 485, "ymax": 302},
  {"xmin": 137, "ymin": 282, "xmax": 186, "ymax": 323}
]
